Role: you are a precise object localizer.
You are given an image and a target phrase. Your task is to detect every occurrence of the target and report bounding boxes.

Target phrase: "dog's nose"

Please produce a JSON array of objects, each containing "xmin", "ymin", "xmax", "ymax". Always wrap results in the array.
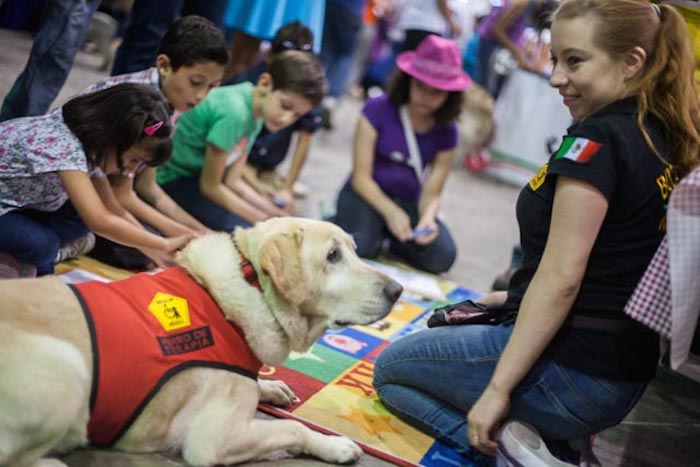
[{"xmin": 383, "ymin": 279, "xmax": 403, "ymax": 302}]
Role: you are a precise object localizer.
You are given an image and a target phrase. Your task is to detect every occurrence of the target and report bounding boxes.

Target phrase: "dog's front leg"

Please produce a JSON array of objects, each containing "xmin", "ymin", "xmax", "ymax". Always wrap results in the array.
[
  {"xmin": 182, "ymin": 399, "xmax": 362, "ymax": 465},
  {"xmin": 258, "ymin": 378, "xmax": 297, "ymax": 407}
]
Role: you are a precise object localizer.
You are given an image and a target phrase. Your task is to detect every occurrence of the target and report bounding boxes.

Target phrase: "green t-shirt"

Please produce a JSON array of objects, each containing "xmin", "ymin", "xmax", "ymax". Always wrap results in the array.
[{"xmin": 156, "ymin": 82, "xmax": 264, "ymax": 185}]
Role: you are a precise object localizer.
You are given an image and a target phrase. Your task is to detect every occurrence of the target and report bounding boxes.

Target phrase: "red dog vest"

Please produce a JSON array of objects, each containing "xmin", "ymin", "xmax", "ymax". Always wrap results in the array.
[{"xmin": 70, "ymin": 267, "xmax": 262, "ymax": 447}]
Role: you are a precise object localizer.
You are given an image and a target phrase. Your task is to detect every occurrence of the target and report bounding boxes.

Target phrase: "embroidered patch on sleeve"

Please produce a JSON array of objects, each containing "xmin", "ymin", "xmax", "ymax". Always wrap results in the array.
[
  {"xmin": 554, "ymin": 136, "xmax": 602, "ymax": 163},
  {"xmin": 529, "ymin": 163, "xmax": 548, "ymax": 190}
]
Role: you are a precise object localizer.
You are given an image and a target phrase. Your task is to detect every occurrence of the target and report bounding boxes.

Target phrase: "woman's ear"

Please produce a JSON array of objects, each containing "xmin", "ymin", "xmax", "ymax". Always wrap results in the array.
[{"xmin": 623, "ymin": 46, "xmax": 647, "ymax": 81}]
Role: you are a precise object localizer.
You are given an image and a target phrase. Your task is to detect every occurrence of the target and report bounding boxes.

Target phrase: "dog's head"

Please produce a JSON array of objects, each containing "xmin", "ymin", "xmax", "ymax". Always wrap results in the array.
[{"xmin": 237, "ymin": 217, "xmax": 403, "ymax": 328}]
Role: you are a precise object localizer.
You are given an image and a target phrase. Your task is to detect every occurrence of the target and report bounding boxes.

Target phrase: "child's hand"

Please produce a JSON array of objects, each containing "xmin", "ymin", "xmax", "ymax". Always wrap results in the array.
[
  {"xmin": 163, "ymin": 233, "xmax": 194, "ymax": 253},
  {"xmin": 138, "ymin": 248, "xmax": 174, "ymax": 269},
  {"xmin": 139, "ymin": 233, "xmax": 194, "ymax": 269},
  {"xmin": 272, "ymin": 189, "xmax": 294, "ymax": 214},
  {"xmin": 385, "ymin": 206, "xmax": 413, "ymax": 242}
]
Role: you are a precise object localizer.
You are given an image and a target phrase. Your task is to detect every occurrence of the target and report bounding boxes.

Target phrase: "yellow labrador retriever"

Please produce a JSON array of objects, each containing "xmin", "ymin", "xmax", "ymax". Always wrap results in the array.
[{"xmin": 0, "ymin": 217, "xmax": 402, "ymax": 466}]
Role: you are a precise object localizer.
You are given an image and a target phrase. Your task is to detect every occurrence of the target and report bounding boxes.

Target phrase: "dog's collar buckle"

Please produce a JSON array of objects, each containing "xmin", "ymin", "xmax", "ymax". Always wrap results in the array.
[{"xmin": 234, "ymin": 242, "xmax": 261, "ymax": 291}]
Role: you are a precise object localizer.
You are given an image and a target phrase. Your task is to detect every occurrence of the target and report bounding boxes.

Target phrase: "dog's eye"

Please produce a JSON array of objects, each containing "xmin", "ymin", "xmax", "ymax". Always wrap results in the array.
[{"xmin": 326, "ymin": 247, "xmax": 341, "ymax": 263}]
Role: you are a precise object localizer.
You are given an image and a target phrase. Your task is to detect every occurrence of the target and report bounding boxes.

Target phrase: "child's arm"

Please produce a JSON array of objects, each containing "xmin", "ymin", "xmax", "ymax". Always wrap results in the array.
[
  {"xmin": 278, "ymin": 129, "xmax": 313, "ymax": 211},
  {"xmin": 59, "ymin": 170, "xmax": 192, "ymax": 255},
  {"xmin": 228, "ymin": 172, "xmax": 288, "ymax": 217},
  {"xmin": 414, "ymin": 148, "xmax": 456, "ymax": 245},
  {"xmin": 133, "ymin": 167, "xmax": 210, "ymax": 233},
  {"xmin": 199, "ymin": 144, "xmax": 269, "ymax": 224},
  {"xmin": 110, "ymin": 174, "xmax": 196, "ymax": 237}
]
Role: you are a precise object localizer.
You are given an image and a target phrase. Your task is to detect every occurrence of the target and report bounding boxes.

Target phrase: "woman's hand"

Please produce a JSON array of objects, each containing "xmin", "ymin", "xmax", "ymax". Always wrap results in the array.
[
  {"xmin": 412, "ymin": 218, "xmax": 439, "ymax": 245},
  {"xmin": 466, "ymin": 386, "xmax": 511, "ymax": 456},
  {"xmin": 385, "ymin": 206, "xmax": 413, "ymax": 242}
]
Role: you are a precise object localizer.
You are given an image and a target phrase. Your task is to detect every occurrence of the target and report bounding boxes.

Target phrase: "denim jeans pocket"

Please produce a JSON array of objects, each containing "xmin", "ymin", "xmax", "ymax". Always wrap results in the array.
[{"xmin": 549, "ymin": 365, "xmax": 647, "ymax": 433}]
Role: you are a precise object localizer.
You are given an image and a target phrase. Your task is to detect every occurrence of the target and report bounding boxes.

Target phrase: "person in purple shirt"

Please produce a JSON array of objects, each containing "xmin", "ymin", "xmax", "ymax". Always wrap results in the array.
[
  {"xmin": 332, "ymin": 35, "xmax": 471, "ymax": 274},
  {"xmin": 475, "ymin": 0, "xmax": 557, "ymax": 97}
]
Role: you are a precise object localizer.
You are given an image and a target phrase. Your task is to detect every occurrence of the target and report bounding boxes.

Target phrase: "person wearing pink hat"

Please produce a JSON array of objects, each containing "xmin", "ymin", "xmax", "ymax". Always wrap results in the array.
[{"xmin": 332, "ymin": 34, "xmax": 471, "ymax": 274}]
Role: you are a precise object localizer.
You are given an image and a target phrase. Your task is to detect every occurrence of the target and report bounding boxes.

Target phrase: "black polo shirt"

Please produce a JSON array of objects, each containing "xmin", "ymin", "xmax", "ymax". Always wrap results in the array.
[{"xmin": 503, "ymin": 97, "xmax": 678, "ymax": 382}]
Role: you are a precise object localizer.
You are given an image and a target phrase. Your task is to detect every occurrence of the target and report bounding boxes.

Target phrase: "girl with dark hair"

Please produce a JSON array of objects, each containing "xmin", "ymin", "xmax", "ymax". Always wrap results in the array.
[
  {"xmin": 76, "ymin": 15, "xmax": 229, "ymax": 270},
  {"xmin": 332, "ymin": 35, "xmax": 471, "ymax": 274},
  {"xmin": 156, "ymin": 50, "xmax": 327, "ymax": 231},
  {"xmin": 0, "ymin": 83, "xmax": 192, "ymax": 276},
  {"xmin": 373, "ymin": 1, "xmax": 700, "ymax": 464}
]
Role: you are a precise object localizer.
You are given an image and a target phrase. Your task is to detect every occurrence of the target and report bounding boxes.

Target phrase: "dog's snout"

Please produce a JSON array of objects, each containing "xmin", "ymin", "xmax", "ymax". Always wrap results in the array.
[{"xmin": 383, "ymin": 280, "xmax": 403, "ymax": 302}]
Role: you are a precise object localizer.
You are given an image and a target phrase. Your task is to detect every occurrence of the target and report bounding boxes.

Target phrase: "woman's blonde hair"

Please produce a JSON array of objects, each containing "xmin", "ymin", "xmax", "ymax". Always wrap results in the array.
[{"xmin": 554, "ymin": 0, "xmax": 700, "ymax": 175}]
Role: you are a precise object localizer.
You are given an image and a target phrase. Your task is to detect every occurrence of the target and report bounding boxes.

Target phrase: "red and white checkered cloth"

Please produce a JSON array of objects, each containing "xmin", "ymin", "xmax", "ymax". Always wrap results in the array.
[
  {"xmin": 624, "ymin": 236, "xmax": 672, "ymax": 337},
  {"xmin": 625, "ymin": 168, "xmax": 700, "ymax": 372}
]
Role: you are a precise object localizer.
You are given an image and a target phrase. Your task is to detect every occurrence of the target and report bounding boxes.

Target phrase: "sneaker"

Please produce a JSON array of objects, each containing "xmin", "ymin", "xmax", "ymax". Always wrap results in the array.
[
  {"xmin": 0, "ymin": 252, "xmax": 37, "ymax": 279},
  {"xmin": 55, "ymin": 232, "xmax": 96, "ymax": 264},
  {"xmin": 497, "ymin": 421, "xmax": 576, "ymax": 467}
]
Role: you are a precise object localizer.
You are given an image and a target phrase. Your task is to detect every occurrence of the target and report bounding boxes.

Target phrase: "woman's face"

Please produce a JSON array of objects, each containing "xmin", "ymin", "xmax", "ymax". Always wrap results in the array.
[
  {"xmin": 549, "ymin": 17, "xmax": 630, "ymax": 120},
  {"xmin": 158, "ymin": 56, "xmax": 224, "ymax": 112},
  {"xmin": 408, "ymin": 78, "xmax": 449, "ymax": 116}
]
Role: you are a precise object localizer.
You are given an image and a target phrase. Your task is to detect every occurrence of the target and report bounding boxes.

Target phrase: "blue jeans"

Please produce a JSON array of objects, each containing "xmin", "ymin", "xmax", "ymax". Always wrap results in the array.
[
  {"xmin": 320, "ymin": 2, "xmax": 362, "ymax": 99},
  {"xmin": 111, "ymin": 0, "xmax": 227, "ymax": 75},
  {"xmin": 0, "ymin": 204, "xmax": 89, "ymax": 275},
  {"xmin": 160, "ymin": 178, "xmax": 250, "ymax": 231},
  {"xmin": 333, "ymin": 183, "xmax": 457, "ymax": 274},
  {"xmin": 373, "ymin": 324, "xmax": 648, "ymax": 461},
  {"xmin": 475, "ymin": 37, "xmax": 504, "ymax": 99},
  {"xmin": 0, "ymin": 0, "xmax": 101, "ymax": 121}
]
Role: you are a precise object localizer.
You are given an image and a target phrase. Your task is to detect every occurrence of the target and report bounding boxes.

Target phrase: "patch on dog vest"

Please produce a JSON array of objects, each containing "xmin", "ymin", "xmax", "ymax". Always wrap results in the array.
[
  {"xmin": 148, "ymin": 292, "xmax": 191, "ymax": 331},
  {"xmin": 157, "ymin": 325, "xmax": 214, "ymax": 355}
]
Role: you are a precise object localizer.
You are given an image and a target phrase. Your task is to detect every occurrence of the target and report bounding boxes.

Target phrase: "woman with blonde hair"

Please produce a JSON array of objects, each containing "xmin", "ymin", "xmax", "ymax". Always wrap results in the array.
[{"xmin": 373, "ymin": 1, "xmax": 700, "ymax": 464}]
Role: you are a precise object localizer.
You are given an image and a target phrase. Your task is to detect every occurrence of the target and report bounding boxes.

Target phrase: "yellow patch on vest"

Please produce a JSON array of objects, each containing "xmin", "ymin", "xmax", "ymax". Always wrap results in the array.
[
  {"xmin": 148, "ymin": 292, "xmax": 191, "ymax": 331},
  {"xmin": 529, "ymin": 163, "xmax": 548, "ymax": 191}
]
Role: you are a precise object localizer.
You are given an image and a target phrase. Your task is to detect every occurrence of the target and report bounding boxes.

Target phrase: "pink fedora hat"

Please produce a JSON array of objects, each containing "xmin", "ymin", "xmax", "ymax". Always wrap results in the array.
[{"xmin": 396, "ymin": 35, "xmax": 472, "ymax": 91}]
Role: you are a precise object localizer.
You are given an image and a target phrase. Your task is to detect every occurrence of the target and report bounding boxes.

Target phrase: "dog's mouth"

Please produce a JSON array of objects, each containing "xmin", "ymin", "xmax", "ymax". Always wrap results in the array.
[{"xmin": 333, "ymin": 320, "xmax": 354, "ymax": 327}]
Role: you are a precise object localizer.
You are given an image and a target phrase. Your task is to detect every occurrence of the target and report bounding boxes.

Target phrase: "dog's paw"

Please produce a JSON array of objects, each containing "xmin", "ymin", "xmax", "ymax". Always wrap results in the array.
[
  {"xmin": 258, "ymin": 379, "xmax": 297, "ymax": 407},
  {"xmin": 307, "ymin": 434, "xmax": 363, "ymax": 464},
  {"xmin": 33, "ymin": 459, "xmax": 69, "ymax": 467}
]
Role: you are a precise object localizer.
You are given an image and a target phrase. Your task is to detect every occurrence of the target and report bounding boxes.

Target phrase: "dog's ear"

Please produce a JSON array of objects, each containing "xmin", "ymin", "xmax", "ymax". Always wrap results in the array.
[{"xmin": 260, "ymin": 229, "xmax": 308, "ymax": 305}]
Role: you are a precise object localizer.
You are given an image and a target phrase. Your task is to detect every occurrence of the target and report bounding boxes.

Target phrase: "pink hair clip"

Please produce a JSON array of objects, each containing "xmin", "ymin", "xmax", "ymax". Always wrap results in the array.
[{"xmin": 144, "ymin": 121, "xmax": 164, "ymax": 136}]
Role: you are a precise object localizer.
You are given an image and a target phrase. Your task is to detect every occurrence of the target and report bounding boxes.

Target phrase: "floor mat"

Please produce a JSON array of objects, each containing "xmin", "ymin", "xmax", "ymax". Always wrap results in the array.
[{"xmin": 58, "ymin": 256, "xmax": 484, "ymax": 466}]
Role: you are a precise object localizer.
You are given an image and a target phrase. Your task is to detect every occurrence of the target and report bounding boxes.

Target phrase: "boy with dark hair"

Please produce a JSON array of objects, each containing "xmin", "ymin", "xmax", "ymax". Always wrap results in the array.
[
  {"xmin": 157, "ymin": 50, "xmax": 327, "ymax": 231},
  {"xmin": 74, "ymin": 15, "xmax": 229, "ymax": 269},
  {"xmin": 225, "ymin": 21, "xmax": 324, "ymax": 212}
]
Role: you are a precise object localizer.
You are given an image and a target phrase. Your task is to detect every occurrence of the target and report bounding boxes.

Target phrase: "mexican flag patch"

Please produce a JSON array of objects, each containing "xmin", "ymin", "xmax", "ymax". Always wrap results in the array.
[{"xmin": 554, "ymin": 136, "xmax": 601, "ymax": 163}]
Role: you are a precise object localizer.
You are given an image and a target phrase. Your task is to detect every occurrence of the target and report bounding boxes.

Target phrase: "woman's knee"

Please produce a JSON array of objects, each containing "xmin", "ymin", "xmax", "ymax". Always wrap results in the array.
[{"xmin": 417, "ymin": 243, "xmax": 457, "ymax": 274}]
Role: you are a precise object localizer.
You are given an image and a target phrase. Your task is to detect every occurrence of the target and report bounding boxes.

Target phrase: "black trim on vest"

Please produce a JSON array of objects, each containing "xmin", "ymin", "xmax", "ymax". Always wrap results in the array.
[{"xmin": 68, "ymin": 284, "xmax": 100, "ymax": 413}]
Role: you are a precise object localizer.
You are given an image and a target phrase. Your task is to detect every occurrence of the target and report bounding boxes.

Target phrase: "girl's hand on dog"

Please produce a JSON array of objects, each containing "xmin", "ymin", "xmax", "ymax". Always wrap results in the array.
[{"xmin": 141, "ymin": 233, "xmax": 196, "ymax": 269}]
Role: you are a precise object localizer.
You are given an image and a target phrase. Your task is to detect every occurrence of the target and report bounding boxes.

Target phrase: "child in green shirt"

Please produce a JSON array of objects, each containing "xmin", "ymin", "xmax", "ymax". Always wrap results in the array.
[{"xmin": 157, "ymin": 50, "xmax": 326, "ymax": 230}]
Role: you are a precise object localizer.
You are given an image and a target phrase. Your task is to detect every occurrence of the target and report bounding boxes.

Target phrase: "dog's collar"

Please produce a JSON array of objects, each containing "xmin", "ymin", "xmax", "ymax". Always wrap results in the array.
[{"xmin": 235, "ymin": 242, "xmax": 261, "ymax": 291}]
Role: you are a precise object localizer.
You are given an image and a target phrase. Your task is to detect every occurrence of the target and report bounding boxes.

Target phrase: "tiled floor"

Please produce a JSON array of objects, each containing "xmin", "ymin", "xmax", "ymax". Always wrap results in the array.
[{"xmin": 2, "ymin": 27, "xmax": 700, "ymax": 467}]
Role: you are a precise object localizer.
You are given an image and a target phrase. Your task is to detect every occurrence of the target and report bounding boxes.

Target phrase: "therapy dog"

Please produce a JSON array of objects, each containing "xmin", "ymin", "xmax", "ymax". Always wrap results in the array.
[{"xmin": 0, "ymin": 217, "xmax": 403, "ymax": 466}]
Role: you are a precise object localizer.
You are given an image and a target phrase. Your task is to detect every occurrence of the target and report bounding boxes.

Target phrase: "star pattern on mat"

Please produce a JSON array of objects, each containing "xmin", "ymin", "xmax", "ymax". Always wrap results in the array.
[{"xmin": 338, "ymin": 406, "xmax": 403, "ymax": 437}]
